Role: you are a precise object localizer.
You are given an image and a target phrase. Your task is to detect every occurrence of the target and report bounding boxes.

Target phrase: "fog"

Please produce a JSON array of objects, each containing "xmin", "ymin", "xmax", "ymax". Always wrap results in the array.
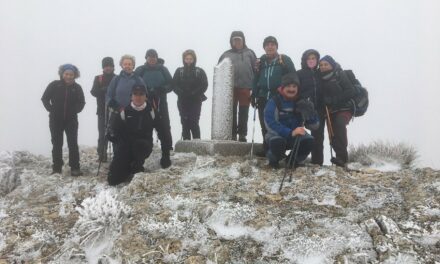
[{"xmin": 1, "ymin": 0, "xmax": 439, "ymax": 168}]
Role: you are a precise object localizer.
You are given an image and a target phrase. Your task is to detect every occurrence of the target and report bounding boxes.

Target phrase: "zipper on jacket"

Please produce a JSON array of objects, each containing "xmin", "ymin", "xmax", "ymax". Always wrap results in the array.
[
  {"xmin": 312, "ymin": 72, "xmax": 317, "ymax": 107},
  {"xmin": 64, "ymin": 86, "xmax": 68, "ymax": 120}
]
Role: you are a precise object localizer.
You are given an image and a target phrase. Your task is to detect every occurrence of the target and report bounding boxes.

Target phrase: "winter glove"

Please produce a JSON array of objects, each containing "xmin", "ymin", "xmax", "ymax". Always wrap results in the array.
[
  {"xmin": 295, "ymin": 99, "xmax": 315, "ymax": 121},
  {"xmin": 105, "ymin": 130, "xmax": 117, "ymax": 143}
]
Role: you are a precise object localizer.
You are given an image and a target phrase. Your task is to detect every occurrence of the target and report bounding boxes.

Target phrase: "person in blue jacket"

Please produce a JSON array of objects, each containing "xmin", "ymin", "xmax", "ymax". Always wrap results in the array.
[{"xmin": 264, "ymin": 73, "xmax": 319, "ymax": 168}]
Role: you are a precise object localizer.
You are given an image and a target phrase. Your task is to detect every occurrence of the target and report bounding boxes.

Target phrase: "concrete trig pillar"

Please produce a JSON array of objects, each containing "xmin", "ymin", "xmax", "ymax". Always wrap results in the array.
[{"xmin": 211, "ymin": 58, "xmax": 234, "ymax": 140}]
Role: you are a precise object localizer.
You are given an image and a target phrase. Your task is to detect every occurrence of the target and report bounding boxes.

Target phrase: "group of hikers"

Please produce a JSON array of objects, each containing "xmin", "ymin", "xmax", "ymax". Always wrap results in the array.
[{"xmin": 41, "ymin": 31, "xmax": 365, "ymax": 186}]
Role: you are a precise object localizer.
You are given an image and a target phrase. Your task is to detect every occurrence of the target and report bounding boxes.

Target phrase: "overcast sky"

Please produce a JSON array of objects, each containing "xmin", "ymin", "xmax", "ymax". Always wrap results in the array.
[{"xmin": 1, "ymin": 0, "xmax": 439, "ymax": 168}]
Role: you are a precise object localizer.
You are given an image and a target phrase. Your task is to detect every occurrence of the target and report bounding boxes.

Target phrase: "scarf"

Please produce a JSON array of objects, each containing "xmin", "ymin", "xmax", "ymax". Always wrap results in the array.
[{"xmin": 131, "ymin": 102, "xmax": 147, "ymax": 111}]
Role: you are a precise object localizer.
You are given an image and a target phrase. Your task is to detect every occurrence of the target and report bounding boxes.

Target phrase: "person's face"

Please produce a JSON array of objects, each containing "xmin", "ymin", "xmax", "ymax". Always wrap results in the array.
[
  {"xmin": 306, "ymin": 54, "xmax": 318, "ymax": 69},
  {"xmin": 283, "ymin": 84, "xmax": 299, "ymax": 99},
  {"xmin": 62, "ymin": 70, "xmax": 75, "ymax": 85},
  {"xmin": 184, "ymin": 55, "xmax": 194, "ymax": 65},
  {"xmin": 121, "ymin": 59, "xmax": 134, "ymax": 73},
  {"xmin": 147, "ymin": 56, "xmax": 158, "ymax": 65},
  {"xmin": 103, "ymin": 66, "xmax": 114, "ymax": 74},
  {"xmin": 232, "ymin": 38, "xmax": 244, "ymax": 50},
  {"xmin": 131, "ymin": 92, "xmax": 147, "ymax": 106},
  {"xmin": 319, "ymin": 60, "xmax": 333, "ymax": 72},
  {"xmin": 264, "ymin": 42, "xmax": 278, "ymax": 57}
]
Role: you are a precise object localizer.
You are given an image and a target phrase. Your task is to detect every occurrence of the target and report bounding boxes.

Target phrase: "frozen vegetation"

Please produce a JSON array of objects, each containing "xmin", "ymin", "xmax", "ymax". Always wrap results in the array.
[{"xmin": 0, "ymin": 143, "xmax": 439, "ymax": 263}]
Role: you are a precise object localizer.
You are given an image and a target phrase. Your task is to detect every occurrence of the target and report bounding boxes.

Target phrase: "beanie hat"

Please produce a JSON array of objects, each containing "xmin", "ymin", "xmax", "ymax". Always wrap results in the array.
[
  {"xmin": 131, "ymin": 83, "xmax": 148, "ymax": 95},
  {"xmin": 281, "ymin": 73, "xmax": 300, "ymax": 88},
  {"xmin": 102, "ymin": 57, "xmax": 114, "ymax": 68},
  {"xmin": 263, "ymin": 36, "xmax": 278, "ymax": 48},
  {"xmin": 58, "ymin": 64, "xmax": 80, "ymax": 78},
  {"xmin": 145, "ymin": 49, "xmax": 158, "ymax": 59},
  {"xmin": 320, "ymin": 55, "xmax": 337, "ymax": 69}
]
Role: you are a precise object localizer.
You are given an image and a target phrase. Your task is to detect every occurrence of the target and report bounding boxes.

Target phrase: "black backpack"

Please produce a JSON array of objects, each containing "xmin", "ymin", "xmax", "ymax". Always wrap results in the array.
[{"xmin": 344, "ymin": 70, "xmax": 369, "ymax": 117}]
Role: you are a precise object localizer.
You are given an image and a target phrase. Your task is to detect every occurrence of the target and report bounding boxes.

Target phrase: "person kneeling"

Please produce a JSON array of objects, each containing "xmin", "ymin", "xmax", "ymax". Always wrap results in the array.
[
  {"xmin": 106, "ymin": 84, "xmax": 157, "ymax": 186},
  {"xmin": 264, "ymin": 73, "xmax": 319, "ymax": 169}
]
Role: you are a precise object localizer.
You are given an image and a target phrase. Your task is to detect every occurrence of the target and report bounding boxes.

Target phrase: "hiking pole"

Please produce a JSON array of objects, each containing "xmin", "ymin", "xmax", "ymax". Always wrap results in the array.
[
  {"xmin": 288, "ymin": 136, "xmax": 302, "ymax": 183},
  {"xmin": 278, "ymin": 137, "xmax": 298, "ymax": 192},
  {"xmin": 325, "ymin": 106, "xmax": 335, "ymax": 160},
  {"xmin": 250, "ymin": 106, "xmax": 257, "ymax": 160},
  {"xmin": 97, "ymin": 106, "xmax": 110, "ymax": 177},
  {"xmin": 279, "ymin": 148, "xmax": 293, "ymax": 192}
]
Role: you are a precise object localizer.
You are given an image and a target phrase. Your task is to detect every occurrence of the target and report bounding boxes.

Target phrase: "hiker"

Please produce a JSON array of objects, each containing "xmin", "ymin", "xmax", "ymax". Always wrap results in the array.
[
  {"xmin": 264, "ymin": 73, "xmax": 318, "ymax": 168},
  {"xmin": 319, "ymin": 55, "xmax": 357, "ymax": 167},
  {"xmin": 218, "ymin": 31, "xmax": 257, "ymax": 142},
  {"xmin": 41, "ymin": 64, "xmax": 85, "ymax": 176},
  {"xmin": 135, "ymin": 49, "xmax": 173, "ymax": 169},
  {"xmin": 106, "ymin": 55, "xmax": 145, "ymax": 113},
  {"xmin": 297, "ymin": 49, "xmax": 325, "ymax": 165},
  {"xmin": 172, "ymin": 49, "xmax": 208, "ymax": 140},
  {"xmin": 106, "ymin": 84, "xmax": 157, "ymax": 186},
  {"xmin": 91, "ymin": 57, "xmax": 116, "ymax": 162},
  {"xmin": 252, "ymin": 36, "xmax": 296, "ymax": 156}
]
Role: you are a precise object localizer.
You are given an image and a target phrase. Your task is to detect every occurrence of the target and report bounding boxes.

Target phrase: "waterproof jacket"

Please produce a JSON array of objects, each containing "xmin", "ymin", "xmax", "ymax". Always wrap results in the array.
[
  {"xmin": 253, "ymin": 54, "xmax": 296, "ymax": 99},
  {"xmin": 173, "ymin": 65, "xmax": 208, "ymax": 103},
  {"xmin": 91, "ymin": 72, "xmax": 115, "ymax": 115},
  {"xmin": 109, "ymin": 103, "xmax": 157, "ymax": 144},
  {"xmin": 218, "ymin": 46, "xmax": 256, "ymax": 89},
  {"xmin": 106, "ymin": 71, "xmax": 145, "ymax": 111},
  {"xmin": 264, "ymin": 94, "xmax": 319, "ymax": 140},
  {"xmin": 297, "ymin": 49, "xmax": 323, "ymax": 113},
  {"xmin": 135, "ymin": 61, "xmax": 173, "ymax": 97},
  {"xmin": 320, "ymin": 65, "xmax": 357, "ymax": 112},
  {"xmin": 42, "ymin": 80, "xmax": 85, "ymax": 121}
]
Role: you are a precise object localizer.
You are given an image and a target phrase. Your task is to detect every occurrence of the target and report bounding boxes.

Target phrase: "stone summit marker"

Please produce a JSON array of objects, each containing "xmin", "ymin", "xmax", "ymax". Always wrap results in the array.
[{"xmin": 175, "ymin": 58, "xmax": 262, "ymax": 156}]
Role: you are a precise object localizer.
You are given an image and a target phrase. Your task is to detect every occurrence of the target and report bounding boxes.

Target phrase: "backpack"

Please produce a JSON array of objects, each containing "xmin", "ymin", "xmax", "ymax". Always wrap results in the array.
[
  {"xmin": 179, "ymin": 67, "xmax": 201, "ymax": 79},
  {"xmin": 344, "ymin": 70, "xmax": 369, "ymax": 117}
]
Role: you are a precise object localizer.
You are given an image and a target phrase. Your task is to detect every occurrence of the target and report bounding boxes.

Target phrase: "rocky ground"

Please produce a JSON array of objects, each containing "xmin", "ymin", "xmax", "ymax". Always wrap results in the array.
[{"xmin": 0, "ymin": 147, "xmax": 439, "ymax": 263}]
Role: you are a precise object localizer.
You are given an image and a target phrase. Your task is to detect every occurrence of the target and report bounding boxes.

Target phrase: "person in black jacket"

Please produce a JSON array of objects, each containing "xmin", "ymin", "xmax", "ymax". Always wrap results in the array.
[
  {"xmin": 135, "ymin": 49, "xmax": 173, "ymax": 169},
  {"xmin": 319, "ymin": 55, "xmax": 356, "ymax": 167},
  {"xmin": 106, "ymin": 84, "xmax": 157, "ymax": 186},
  {"xmin": 41, "ymin": 64, "xmax": 85, "ymax": 176},
  {"xmin": 297, "ymin": 49, "xmax": 325, "ymax": 165},
  {"xmin": 173, "ymin": 49, "xmax": 208, "ymax": 140},
  {"xmin": 90, "ymin": 57, "xmax": 115, "ymax": 162}
]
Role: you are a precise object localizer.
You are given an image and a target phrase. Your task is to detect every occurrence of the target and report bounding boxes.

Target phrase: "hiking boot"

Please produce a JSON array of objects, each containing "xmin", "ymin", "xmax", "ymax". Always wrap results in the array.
[
  {"xmin": 269, "ymin": 161, "xmax": 280, "ymax": 169},
  {"xmin": 238, "ymin": 135, "xmax": 247, "ymax": 142},
  {"xmin": 71, "ymin": 169, "xmax": 83, "ymax": 177},
  {"xmin": 330, "ymin": 157, "xmax": 346, "ymax": 167},
  {"xmin": 51, "ymin": 168, "xmax": 62, "ymax": 174},
  {"xmin": 160, "ymin": 151, "xmax": 171, "ymax": 169}
]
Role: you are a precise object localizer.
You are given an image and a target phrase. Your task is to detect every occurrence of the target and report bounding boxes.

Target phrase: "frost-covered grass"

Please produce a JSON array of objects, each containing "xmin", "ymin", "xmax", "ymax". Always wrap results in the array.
[{"xmin": 349, "ymin": 140, "xmax": 418, "ymax": 169}]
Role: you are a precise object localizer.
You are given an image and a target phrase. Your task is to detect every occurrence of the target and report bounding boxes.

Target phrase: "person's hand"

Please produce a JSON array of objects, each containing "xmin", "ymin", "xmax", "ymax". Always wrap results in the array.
[
  {"xmin": 292, "ymin": 127, "xmax": 306, "ymax": 137},
  {"xmin": 254, "ymin": 58, "xmax": 261, "ymax": 72},
  {"xmin": 295, "ymin": 99, "xmax": 315, "ymax": 120}
]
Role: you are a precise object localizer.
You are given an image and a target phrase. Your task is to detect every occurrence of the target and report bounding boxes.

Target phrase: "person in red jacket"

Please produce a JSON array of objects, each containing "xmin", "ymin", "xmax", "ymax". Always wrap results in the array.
[{"xmin": 41, "ymin": 64, "xmax": 85, "ymax": 176}]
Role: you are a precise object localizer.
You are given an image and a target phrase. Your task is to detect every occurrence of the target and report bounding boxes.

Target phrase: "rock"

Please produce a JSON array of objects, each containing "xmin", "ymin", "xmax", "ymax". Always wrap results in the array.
[
  {"xmin": 376, "ymin": 215, "xmax": 401, "ymax": 235},
  {"xmin": 185, "ymin": 255, "xmax": 206, "ymax": 264},
  {"xmin": 264, "ymin": 194, "xmax": 283, "ymax": 202}
]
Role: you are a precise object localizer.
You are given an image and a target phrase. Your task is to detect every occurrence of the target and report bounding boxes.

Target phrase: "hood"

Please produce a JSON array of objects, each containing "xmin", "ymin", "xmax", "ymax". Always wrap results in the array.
[
  {"xmin": 229, "ymin": 31, "xmax": 247, "ymax": 49},
  {"xmin": 301, "ymin": 49, "xmax": 320, "ymax": 70},
  {"xmin": 182, "ymin": 49, "xmax": 197, "ymax": 67}
]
